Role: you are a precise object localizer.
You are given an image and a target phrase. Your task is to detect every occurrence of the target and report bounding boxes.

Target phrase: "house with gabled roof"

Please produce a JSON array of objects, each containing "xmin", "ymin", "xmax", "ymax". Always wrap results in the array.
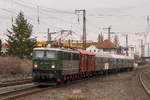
[
  {"xmin": 86, "ymin": 39, "xmax": 118, "ymax": 54},
  {"xmin": 86, "ymin": 42, "xmax": 100, "ymax": 53},
  {"xmin": 96, "ymin": 39, "xmax": 117, "ymax": 54},
  {"xmin": 86, "ymin": 44, "xmax": 99, "ymax": 53}
]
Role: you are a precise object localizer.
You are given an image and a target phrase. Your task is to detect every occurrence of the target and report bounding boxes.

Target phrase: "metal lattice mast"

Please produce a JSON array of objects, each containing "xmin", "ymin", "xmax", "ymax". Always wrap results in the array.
[{"xmin": 75, "ymin": 9, "xmax": 86, "ymax": 50}]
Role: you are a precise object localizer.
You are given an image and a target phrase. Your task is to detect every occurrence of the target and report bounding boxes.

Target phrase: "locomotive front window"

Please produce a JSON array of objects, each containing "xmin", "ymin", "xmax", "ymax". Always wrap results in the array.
[
  {"xmin": 46, "ymin": 51, "xmax": 56, "ymax": 59},
  {"xmin": 34, "ymin": 50, "xmax": 44, "ymax": 58}
]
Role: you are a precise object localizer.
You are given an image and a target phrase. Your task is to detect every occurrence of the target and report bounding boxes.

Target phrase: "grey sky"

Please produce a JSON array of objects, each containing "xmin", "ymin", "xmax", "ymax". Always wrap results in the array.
[
  {"xmin": 0, "ymin": 0, "xmax": 150, "ymax": 55},
  {"xmin": 35, "ymin": 0, "xmax": 148, "ymax": 9}
]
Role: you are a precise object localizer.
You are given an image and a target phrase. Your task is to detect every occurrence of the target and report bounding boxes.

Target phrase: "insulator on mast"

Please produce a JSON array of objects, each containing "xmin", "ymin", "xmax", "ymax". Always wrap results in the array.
[
  {"xmin": 11, "ymin": 16, "xmax": 13, "ymax": 24},
  {"xmin": 147, "ymin": 16, "xmax": 149, "ymax": 23},
  {"xmin": 77, "ymin": 13, "xmax": 80, "ymax": 24},
  {"xmin": 37, "ymin": 17, "xmax": 40, "ymax": 24},
  {"xmin": 37, "ymin": 5, "xmax": 40, "ymax": 24}
]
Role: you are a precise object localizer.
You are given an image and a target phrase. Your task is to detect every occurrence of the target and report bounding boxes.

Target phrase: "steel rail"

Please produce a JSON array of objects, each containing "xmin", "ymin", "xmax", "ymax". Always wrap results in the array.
[
  {"xmin": 0, "ymin": 84, "xmax": 39, "ymax": 100},
  {"xmin": 148, "ymin": 72, "xmax": 150, "ymax": 80},
  {"xmin": 0, "ymin": 78, "xmax": 32, "ymax": 87},
  {"xmin": 139, "ymin": 71, "xmax": 150, "ymax": 96}
]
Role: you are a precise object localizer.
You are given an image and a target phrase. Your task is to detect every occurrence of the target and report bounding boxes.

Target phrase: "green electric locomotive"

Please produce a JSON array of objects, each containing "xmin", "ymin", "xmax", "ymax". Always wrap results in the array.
[{"xmin": 32, "ymin": 47, "xmax": 80, "ymax": 85}]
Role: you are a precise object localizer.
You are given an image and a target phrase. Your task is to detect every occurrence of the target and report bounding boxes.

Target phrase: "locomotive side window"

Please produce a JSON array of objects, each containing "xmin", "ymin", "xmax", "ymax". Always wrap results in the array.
[
  {"xmin": 124, "ymin": 59, "xmax": 126, "ymax": 63},
  {"xmin": 101, "ymin": 58, "xmax": 103, "ymax": 63},
  {"xmin": 128, "ymin": 60, "xmax": 130, "ymax": 64},
  {"xmin": 99, "ymin": 58, "xmax": 101, "ymax": 63},
  {"xmin": 120, "ymin": 59, "xmax": 122, "ymax": 64},
  {"xmin": 62, "ymin": 52, "xmax": 64, "ymax": 59},
  {"xmin": 64, "ymin": 52, "xmax": 71, "ymax": 60},
  {"xmin": 34, "ymin": 50, "xmax": 44, "ymax": 58},
  {"xmin": 121, "ymin": 59, "xmax": 123, "ymax": 64},
  {"xmin": 117, "ymin": 59, "xmax": 119, "ymax": 63},
  {"xmin": 122, "ymin": 59, "xmax": 124, "ymax": 64},
  {"xmin": 65, "ymin": 52, "xmax": 68, "ymax": 60},
  {"xmin": 68, "ymin": 53, "xmax": 71, "ymax": 60},
  {"xmin": 116, "ymin": 59, "xmax": 119, "ymax": 62},
  {"xmin": 109, "ymin": 58, "xmax": 111, "ymax": 63},
  {"xmin": 70, "ymin": 53, "xmax": 73, "ymax": 60},
  {"xmin": 105, "ymin": 58, "xmax": 108, "ymax": 63},
  {"xmin": 72, "ymin": 53, "xmax": 75, "ymax": 60},
  {"xmin": 75, "ymin": 54, "xmax": 78, "ymax": 60},
  {"xmin": 108, "ymin": 58, "xmax": 110, "ymax": 63},
  {"xmin": 103, "ymin": 58, "xmax": 106, "ymax": 62},
  {"xmin": 63, "ymin": 52, "xmax": 65, "ymax": 59}
]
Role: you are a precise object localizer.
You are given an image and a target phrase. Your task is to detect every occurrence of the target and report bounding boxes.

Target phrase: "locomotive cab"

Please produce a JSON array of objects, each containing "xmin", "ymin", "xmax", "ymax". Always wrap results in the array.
[{"xmin": 32, "ymin": 47, "xmax": 62, "ymax": 85}]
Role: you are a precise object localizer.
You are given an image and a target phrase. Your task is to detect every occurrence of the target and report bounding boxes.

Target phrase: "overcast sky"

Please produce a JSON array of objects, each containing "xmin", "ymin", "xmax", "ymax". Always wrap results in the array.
[{"xmin": 0, "ymin": 0, "xmax": 150, "ymax": 55}]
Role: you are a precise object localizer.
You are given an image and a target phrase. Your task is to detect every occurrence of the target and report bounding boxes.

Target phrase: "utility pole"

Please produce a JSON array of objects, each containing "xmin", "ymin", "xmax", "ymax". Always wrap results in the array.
[
  {"xmin": 11, "ymin": 0, "xmax": 14, "ymax": 24},
  {"xmin": 37, "ymin": 5, "xmax": 40, "ymax": 24},
  {"xmin": 126, "ymin": 34, "xmax": 128, "ymax": 56},
  {"xmin": 145, "ymin": 16, "xmax": 150, "ymax": 44},
  {"xmin": 141, "ymin": 40, "xmax": 145, "ymax": 57},
  {"xmin": 103, "ymin": 26, "xmax": 111, "ymax": 41},
  {"xmin": 75, "ymin": 9, "xmax": 86, "ymax": 50},
  {"xmin": 108, "ymin": 26, "xmax": 111, "ymax": 41},
  {"xmin": 47, "ymin": 28, "xmax": 51, "ymax": 43},
  {"xmin": 145, "ymin": 16, "xmax": 150, "ymax": 57},
  {"xmin": 148, "ymin": 43, "xmax": 150, "ymax": 57}
]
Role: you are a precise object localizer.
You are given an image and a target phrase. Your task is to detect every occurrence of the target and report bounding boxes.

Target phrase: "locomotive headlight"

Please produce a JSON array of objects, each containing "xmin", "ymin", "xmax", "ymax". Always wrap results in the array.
[
  {"xmin": 34, "ymin": 64, "xmax": 38, "ymax": 68},
  {"xmin": 51, "ymin": 64, "xmax": 55, "ymax": 68}
]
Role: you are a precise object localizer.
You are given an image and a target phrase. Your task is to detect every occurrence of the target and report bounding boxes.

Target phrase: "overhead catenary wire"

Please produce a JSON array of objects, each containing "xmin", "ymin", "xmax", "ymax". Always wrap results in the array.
[
  {"xmin": 0, "ymin": 0, "xmax": 150, "ymax": 48},
  {"xmin": 12, "ymin": 0, "xmax": 82, "ymax": 32},
  {"xmin": 0, "ymin": 8, "xmax": 16, "ymax": 14},
  {"xmin": 0, "ymin": 1, "xmax": 80, "ymax": 34},
  {"xmin": 7, "ymin": 0, "xmax": 75, "ymax": 24},
  {"xmin": 14, "ymin": 0, "xmax": 74, "ymax": 15}
]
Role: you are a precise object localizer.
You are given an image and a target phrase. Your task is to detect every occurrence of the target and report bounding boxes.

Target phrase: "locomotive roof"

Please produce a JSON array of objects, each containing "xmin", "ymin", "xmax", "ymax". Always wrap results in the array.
[{"xmin": 34, "ymin": 47, "xmax": 79, "ymax": 54}]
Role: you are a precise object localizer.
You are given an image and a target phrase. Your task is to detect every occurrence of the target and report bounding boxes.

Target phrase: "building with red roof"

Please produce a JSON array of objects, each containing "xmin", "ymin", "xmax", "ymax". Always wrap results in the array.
[
  {"xmin": 1, "ymin": 43, "xmax": 8, "ymax": 54},
  {"xmin": 86, "ymin": 39, "xmax": 118, "ymax": 54},
  {"xmin": 96, "ymin": 40, "xmax": 117, "ymax": 49},
  {"xmin": 96, "ymin": 40, "xmax": 117, "ymax": 54}
]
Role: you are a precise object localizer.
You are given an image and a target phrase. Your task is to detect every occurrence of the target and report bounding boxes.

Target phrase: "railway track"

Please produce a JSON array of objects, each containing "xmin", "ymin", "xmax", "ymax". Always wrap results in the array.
[
  {"xmin": 139, "ymin": 71, "xmax": 150, "ymax": 96},
  {"xmin": 0, "ymin": 83, "xmax": 41, "ymax": 100},
  {"xmin": 0, "ymin": 78, "xmax": 32, "ymax": 87},
  {"xmin": 0, "ymin": 74, "xmax": 114, "ymax": 100},
  {"xmin": 0, "ymin": 70, "xmax": 137, "ymax": 100}
]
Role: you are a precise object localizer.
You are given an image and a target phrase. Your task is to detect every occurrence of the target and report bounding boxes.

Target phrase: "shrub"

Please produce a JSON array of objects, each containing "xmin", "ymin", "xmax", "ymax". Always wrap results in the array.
[{"xmin": 0, "ymin": 56, "xmax": 32, "ymax": 77}]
